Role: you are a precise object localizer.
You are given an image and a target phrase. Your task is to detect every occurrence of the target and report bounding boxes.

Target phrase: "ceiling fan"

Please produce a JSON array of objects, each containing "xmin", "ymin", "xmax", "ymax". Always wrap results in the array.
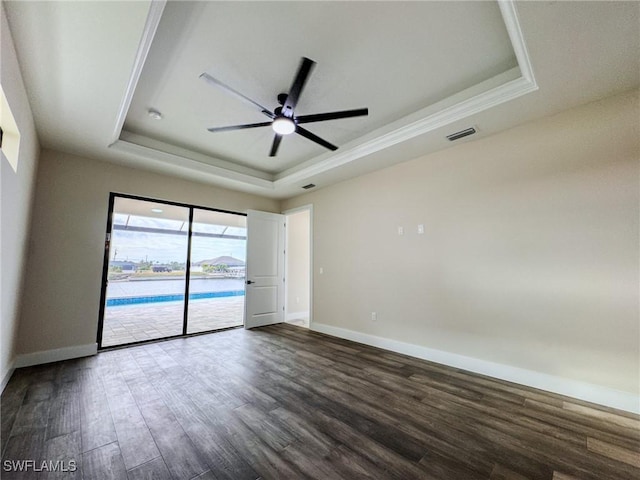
[{"xmin": 200, "ymin": 57, "xmax": 369, "ymax": 157}]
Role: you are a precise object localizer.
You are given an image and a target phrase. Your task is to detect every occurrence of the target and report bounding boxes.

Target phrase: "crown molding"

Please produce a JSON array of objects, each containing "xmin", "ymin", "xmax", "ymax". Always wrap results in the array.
[
  {"xmin": 275, "ymin": 68, "xmax": 533, "ymax": 186},
  {"xmin": 110, "ymin": 0, "xmax": 166, "ymax": 145},
  {"xmin": 499, "ymin": 0, "xmax": 537, "ymax": 85},
  {"xmin": 109, "ymin": 139, "xmax": 274, "ymax": 190}
]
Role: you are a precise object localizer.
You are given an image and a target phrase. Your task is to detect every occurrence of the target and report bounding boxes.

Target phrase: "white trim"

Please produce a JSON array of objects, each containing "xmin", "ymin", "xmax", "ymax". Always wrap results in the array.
[
  {"xmin": 310, "ymin": 323, "xmax": 640, "ymax": 415},
  {"xmin": 109, "ymin": 139, "xmax": 274, "ymax": 189},
  {"xmin": 286, "ymin": 312, "xmax": 310, "ymax": 323},
  {"xmin": 275, "ymin": 72, "xmax": 536, "ymax": 186},
  {"xmin": 282, "ymin": 204, "xmax": 314, "ymax": 216},
  {"xmin": 498, "ymin": 0, "xmax": 537, "ymax": 85},
  {"xmin": 1, "ymin": 362, "xmax": 15, "ymax": 393},
  {"xmin": 109, "ymin": 0, "xmax": 167, "ymax": 144},
  {"xmin": 308, "ymin": 205, "xmax": 314, "ymax": 329},
  {"xmin": 14, "ymin": 343, "xmax": 98, "ymax": 369}
]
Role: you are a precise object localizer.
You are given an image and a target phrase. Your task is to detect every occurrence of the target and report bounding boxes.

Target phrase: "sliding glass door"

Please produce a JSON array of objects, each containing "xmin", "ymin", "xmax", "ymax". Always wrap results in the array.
[
  {"xmin": 98, "ymin": 195, "xmax": 247, "ymax": 348},
  {"xmin": 187, "ymin": 209, "xmax": 246, "ymax": 334}
]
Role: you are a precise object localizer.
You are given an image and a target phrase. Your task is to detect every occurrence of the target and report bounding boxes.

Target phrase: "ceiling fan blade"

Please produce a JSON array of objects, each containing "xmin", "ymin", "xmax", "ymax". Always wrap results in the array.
[
  {"xmin": 269, "ymin": 134, "xmax": 283, "ymax": 157},
  {"xmin": 295, "ymin": 126, "xmax": 338, "ymax": 151},
  {"xmin": 207, "ymin": 121, "xmax": 272, "ymax": 133},
  {"xmin": 282, "ymin": 57, "xmax": 316, "ymax": 116},
  {"xmin": 295, "ymin": 108, "xmax": 369, "ymax": 124},
  {"xmin": 200, "ymin": 72, "xmax": 274, "ymax": 119}
]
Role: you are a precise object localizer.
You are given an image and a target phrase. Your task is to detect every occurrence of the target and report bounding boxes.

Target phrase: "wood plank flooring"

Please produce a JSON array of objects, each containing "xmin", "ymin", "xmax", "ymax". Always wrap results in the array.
[{"xmin": 1, "ymin": 324, "xmax": 639, "ymax": 479}]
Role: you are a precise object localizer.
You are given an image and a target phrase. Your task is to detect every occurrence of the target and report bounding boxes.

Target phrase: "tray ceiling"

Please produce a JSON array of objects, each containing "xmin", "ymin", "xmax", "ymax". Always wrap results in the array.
[
  {"xmin": 109, "ymin": 0, "xmax": 536, "ymax": 193},
  {"xmin": 122, "ymin": 1, "xmax": 517, "ymax": 175}
]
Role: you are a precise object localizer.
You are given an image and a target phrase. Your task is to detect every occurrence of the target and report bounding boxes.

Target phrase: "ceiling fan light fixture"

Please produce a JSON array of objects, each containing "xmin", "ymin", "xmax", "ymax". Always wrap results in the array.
[{"xmin": 272, "ymin": 117, "xmax": 295, "ymax": 135}]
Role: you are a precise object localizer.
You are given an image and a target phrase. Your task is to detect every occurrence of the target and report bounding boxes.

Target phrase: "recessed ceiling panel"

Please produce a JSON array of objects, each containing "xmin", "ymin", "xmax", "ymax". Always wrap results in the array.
[{"xmin": 123, "ymin": 1, "xmax": 516, "ymax": 175}]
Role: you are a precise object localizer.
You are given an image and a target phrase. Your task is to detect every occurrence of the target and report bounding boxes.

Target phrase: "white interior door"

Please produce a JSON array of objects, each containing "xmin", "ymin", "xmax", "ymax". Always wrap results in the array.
[{"xmin": 245, "ymin": 210, "xmax": 285, "ymax": 329}]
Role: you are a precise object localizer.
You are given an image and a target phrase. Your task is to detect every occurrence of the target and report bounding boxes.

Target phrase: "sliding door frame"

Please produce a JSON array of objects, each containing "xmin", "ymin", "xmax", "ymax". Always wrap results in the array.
[
  {"xmin": 96, "ymin": 192, "xmax": 247, "ymax": 349},
  {"xmin": 182, "ymin": 207, "xmax": 195, "ymax": 336}
]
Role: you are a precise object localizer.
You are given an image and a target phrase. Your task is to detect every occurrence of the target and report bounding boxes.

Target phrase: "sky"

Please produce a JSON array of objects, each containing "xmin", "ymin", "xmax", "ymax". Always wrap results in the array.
[
  {"xmin": 111, "ymin": 214, "xmax": 246, "ymax": 263},
  {"xmin": 111, "ymin": 230, "xmax": 246, "ymax": 264}
]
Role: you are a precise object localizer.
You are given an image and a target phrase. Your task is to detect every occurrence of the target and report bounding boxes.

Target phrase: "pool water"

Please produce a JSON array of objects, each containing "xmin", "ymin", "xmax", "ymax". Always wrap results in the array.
[
  {"xmin": 106, "ymin": 278, "xmax": 245, "ymax": 306},
  {"xmin": 106, "ymin": 289, "xmax": 245, "ymax": 307}
]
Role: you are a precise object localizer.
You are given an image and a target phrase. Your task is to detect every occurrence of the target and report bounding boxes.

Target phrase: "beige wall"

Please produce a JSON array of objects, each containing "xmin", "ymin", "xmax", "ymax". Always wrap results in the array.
[
  {"xmin": 285, "ymin": 209, "xmax": 310, "ymax": 319},
  {"xmin": 18, "ymin": 150, "xmax": 279, "ymax": 355},
  {"xmin": 283, "ymin": 89, "xmax": 640, "ymax": 394},
  {"xmin": 1, "ymin": 5, "xmax": 40, "ymax": 385}
]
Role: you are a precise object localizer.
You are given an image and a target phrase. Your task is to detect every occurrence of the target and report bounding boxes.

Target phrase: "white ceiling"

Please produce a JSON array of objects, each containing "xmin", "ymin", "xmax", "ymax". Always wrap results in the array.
[{"xmin": 5, "ymin": 1, "xmax": 639, "ymax": 199}]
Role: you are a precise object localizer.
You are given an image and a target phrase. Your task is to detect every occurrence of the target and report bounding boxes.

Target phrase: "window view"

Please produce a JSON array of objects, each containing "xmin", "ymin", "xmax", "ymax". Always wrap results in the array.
[{"xmin": 100, "ymin": 196, "xmax": 246, "ymax": 348}]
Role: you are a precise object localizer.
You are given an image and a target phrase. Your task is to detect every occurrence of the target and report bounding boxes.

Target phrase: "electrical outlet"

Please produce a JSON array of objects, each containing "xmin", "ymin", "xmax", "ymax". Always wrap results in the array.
[
  {"xmin": 319, "ymin": 267, "xmax": 324, "ymax": 274},
  {"xmin": 397, "ymin": 226, "xmax": 404, "ymax": 236},
  {"xmin": 417, "ymin": 224, "xmax": 425, "ymax": 234},
  {"xmin": 371, "ymin": 312, "xmax": 377, "ymax": 322}
]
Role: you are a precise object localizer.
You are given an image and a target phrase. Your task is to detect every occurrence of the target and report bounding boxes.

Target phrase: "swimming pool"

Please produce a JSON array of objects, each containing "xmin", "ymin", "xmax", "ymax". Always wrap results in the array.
[
  {"xmin": 106, "ymin": 289, "xmax": 245, "ymax": 307},
  {"xmin": 106, "ymin": 278, "xmax": 246, "ymax": 306}
]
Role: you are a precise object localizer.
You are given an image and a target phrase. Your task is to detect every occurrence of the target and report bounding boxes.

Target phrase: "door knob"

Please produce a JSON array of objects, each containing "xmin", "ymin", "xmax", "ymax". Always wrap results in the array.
[{"xmin": 246, "ymin": 280, "xmax": 255, "ymax": 285}]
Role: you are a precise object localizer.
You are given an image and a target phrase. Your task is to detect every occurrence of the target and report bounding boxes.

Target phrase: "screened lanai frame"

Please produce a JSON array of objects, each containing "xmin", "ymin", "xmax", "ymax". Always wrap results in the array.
[{"xmin": 96, "ymin": 192, "xmax": 247, "ymax": 349}]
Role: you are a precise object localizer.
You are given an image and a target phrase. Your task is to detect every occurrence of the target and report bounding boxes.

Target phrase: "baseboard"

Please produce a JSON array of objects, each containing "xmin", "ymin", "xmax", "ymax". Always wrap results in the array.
[
  {"xmin": 1, "ymin": 361, "xmax": 15, "ymax": 393},
  {"xmin": 14, "ymin": 343, "xmax": 98, "ymax": 369},
  {"xmin": 311, "ymin": 322, "xmax": 640, "ymax": 414},
  {"xmin": 286, "ymin": 312, "xmax": 310, "ymax": 322}
]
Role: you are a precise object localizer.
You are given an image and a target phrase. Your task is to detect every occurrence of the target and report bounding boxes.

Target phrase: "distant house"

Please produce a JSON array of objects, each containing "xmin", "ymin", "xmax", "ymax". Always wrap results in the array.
[
  {"xmin": 192, "ymin": 255, "xmax": 245, "ymax": 276},
  {"xmin": 109, "ymin": 260, "xmax": 137, "ymax": 272},
  {"xmin": 152, "ymin": 265, "xmax": 172, "ymax": 273}
]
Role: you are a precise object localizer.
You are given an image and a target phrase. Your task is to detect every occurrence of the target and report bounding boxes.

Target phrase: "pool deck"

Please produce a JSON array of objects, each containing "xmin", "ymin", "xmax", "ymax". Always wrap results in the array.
[{"xmin": 102, "ymin": 296, "xmax": 244, "ymax": 347}]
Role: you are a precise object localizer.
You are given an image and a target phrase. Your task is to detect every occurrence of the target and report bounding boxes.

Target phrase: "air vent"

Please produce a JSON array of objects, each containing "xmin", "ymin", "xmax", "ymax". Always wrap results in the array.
[
  {"xmin": 302, "ymin": 183, "xmax": 316, "ymax": 190},
  {"xmin": 446, "ymin": 127, "xmax": 476, "ymax": 142}
]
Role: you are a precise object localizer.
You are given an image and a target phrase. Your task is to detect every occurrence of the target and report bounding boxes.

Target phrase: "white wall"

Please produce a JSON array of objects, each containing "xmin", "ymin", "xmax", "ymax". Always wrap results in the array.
[
  {"xmin": 283, "ymin": 89, "xmax": 639, "ymax": 405},
  {"xmin": 17, "ymin": 150, "xmax": 279, "ymax": 359},
  {"xmin": 0, "ymin": 4, "xmax": 40, "ymax": 389}
]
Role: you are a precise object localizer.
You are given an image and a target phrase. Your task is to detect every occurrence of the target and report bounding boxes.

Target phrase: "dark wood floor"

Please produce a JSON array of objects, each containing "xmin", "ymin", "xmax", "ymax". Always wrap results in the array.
[{"xmin": 1, "ymin": 324, "xmax": 639, "ymax": 479}]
